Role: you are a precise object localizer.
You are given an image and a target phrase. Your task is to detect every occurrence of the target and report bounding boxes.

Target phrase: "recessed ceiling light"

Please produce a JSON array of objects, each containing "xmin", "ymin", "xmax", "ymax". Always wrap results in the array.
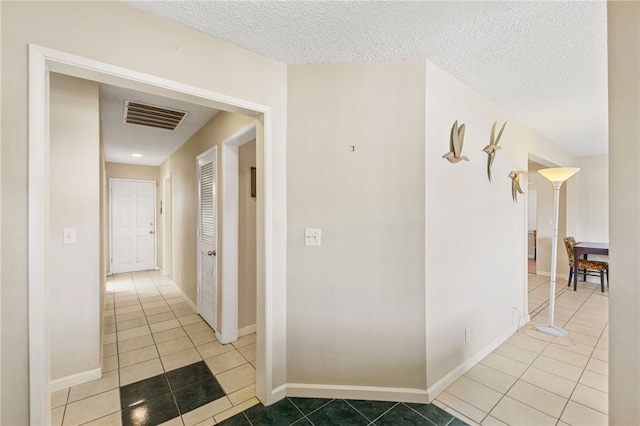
[{"xmin": 131, "ymin": 153, "xmax": 143, "ymax": 158}]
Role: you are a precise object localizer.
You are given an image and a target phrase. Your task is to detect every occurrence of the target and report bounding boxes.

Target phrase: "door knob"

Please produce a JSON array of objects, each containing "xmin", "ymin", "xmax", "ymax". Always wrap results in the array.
[
  {"xmin": 207, "ymin": 250, "xmax": 216, "ymax": 256},
  {"xmin": 149, "ymin": 230, "xmax": 154, "ymax": 234}
]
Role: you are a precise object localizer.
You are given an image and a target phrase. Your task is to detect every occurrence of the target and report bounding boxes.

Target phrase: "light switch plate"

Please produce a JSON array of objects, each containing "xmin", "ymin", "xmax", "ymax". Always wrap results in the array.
[
  {"xmin": 63, "ymin": 228, "xmax": 77, "ymax": 245},
  {"xmin": 304, "ymin": 228, "xmax": 321, "ymax": 246}
]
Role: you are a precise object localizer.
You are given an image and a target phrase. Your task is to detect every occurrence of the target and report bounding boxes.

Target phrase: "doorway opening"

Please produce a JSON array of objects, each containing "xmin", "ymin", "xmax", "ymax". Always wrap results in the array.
[{"xmin": 28, "ymin": 44, "xmax": 276, "ymax": 424}]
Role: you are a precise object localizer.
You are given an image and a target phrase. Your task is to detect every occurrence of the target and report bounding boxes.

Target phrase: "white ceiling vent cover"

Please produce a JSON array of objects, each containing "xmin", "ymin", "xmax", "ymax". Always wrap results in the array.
[{"xmin": 124, "ymin": 100, "xmax": 188, "ymax": 130}]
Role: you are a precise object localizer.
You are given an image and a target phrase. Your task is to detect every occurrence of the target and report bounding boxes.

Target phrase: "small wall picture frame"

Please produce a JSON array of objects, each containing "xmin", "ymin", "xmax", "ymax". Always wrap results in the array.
[{"xmin": 251, "ymin": 167, "xmax": 257, "ymax": 198}]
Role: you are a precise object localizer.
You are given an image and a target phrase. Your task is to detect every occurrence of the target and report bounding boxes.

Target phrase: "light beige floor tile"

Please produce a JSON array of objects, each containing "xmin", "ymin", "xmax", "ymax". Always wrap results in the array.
[
  {"xmin": 157, "ymin": 417, "xmax": 184, "ymax": 426},
  {"xmin": 139, "ymin": 295, "xmax": 164, "ymax": 304},
  {"xmin": 542, "ymin": 345, "xmax": 589, "ymax": 368},
  {"xmin": 116, "ymin": 317, "xmax": 148, "ymax": 332},
  {"xmin": 82, "ymin": 411, "xmax": 123, "ymax": 426},
  {"xmin": 189, "ymin": 330, "xmax": 217, "ymax": 346},
  {"xmin": 62, "ymin": 389, "xmax": 120, "ymax": 426},
  {"xmin": 436, "ymin": 391, "xmax": 487, "ymax": 423},
  {"xmin": 103, "ymin": 355, "xmax": 118, "ymax": 373},
  {"xmin": 591, "ymin": 348, "xmax": 609, "ymax": 362},
  {"xmin": 216, "ymin": 363, "xmax": 256, "ymax": 394},
  {"xmin": 192, "ymin": 418, "xmax": 215, "ymax": 426},
  {"xmin": 480, "ymin": 353, "xmax": 528, "ymax": 378},
  {"xmin": 119, "ymin": 358, "xmax": 164, "ymax": 386},
  {"xmin": 481, "ymin": 415, "xmax": 509, "ymax": 426},
  {"xmin": 68, "ymin": 370, "xmax": 119, "ymax": 403},
  {"xmin": 103, "ymin": 333, "xmax": 116, "ymax": 345},
  {"xmin": 560, "ymin": 401, "xmax": 608, "ymax": 426},
  {"xmin": 161, "ymin": 347, "xmax": 202, "ymax": 372},
  {"xmin": 564, "ymin": 330, "xmax": 599, "ymax": 347},
  {"xmin": 173, "ymin": 307, "xmax": 197, "ymax": 318},
  {"xmin": 169, "ymin": 302, "xmax": 192, "ymax": 312},
  {"xmin": 205, "ymin": 350, "xmax": 248, "ymax": 375},
  {"xmin": 197, "ymin": 340, "xmax": 235, "ymax": 359},
  {"xmin": 157, "ymin": 336, "xmax": 195, "ymax": 356},
  {"xmin": 441, "ymin": 406, "xmax": 482, "ymax": 426},
  {"xmin": 464, "ymin": 364, "xmax": 517, "ymax": 394},
  {"xmin": 118, "ymin": 334, "xmax": 155, "ymax": 353},
  {"xmin": 494, "ymin": 343, "xmax": 538, "ymax": 365},
  {"xmin": 564, "ymin": 323, "xmax": 604, "ymax": 339},
  {"xmin": 558, "ymin": 341, "xmax": 595, "ymax": 357},
  {"xmin": 178, "ymin": 314, "xmax": 204, "ymax": 326},
  {"xmin": 118, "ymin": 345, "xmax": 159, "ymax": 368},
  {"xmin": 571, "ymin": 383, "xmax": 608, "ymax": 414},
  {"xmin": 233, "ymin": 333, "xmax": 257, "ymax": 348},
  {"xmin": 532, "ymin": 355, "xmax": 583, "ymax": 382},
  {"xmin": 586, "ymin": 358, "xmax": 608, "ymax": 376},
  {"xmin": 432, "ymin": 399, "xmax": 447, "ymax": 410},
  {"xmin": 181, "ymin": 396, "xmax": 232, "ymax": 426},
  {"xmin": 520, "ymin": 367, "xmax": 576, "ymax": 398},
  {"xmin": 103, "ymin": 323, "xmax": 116, "ymax": 335},
  {"xmin": 153, "ymin": 327, "xmax": 188, "ymax": 344},
  {"xmin": 144, "ymin": 305, "xmax": 173, "ymax": 316},
  {"xmin": 141, "ymin": 300, "xmax": 168, "ymax": 310},
  {"xmin": 489, "ymin": 396, "xmax": 556, "ymax": 426},
  {"xmin": 115, "ymin": 305, "xmax": 143, "ymax": 315},
  {"xmin": 184, "ymin": 322, "xmax": 213, "ymax": 335},
  {"xmin": 51, "ymin": 406, "xmax": 64, "ymax": 426},
  {"xmin": 227, "ymin": 384, "xmax": 256, "ymax": 406},
  {"xmin": 117, "ymin": 325, "xmax": 151, "ymax": 341},
  {"xmin": 579, "ymin": 370, "xmax": 608, "ymax": 393},
  {"xmin": 51, "ymin": 388, "xmax": 69, "ymax": 408},
  {"xmin": 213, "ymin": 398, "xmax": 259, "ymax": 424},
  {"xmin": 447, "ymin": 376, "xmax": 502, "ymax": 413},
  {"xmin": 507, "ymin": 380, "xmax": 567, "ymax": 418},
  {"xmin": 114, "ymin": 310, "xmax": 146, "ymax": 322},
  {"xmin": 146, "ymin": 312, "xmax": 177, "ymax": 325},
  {"xmin": 104, "ymin": 316, "xmax": 116, "ymax": 326},
  {"xmin": 115, "ymin": 299, "xmax": 141, "ymax": 309},
  {"xmin": 150, "ymin": 318, "xmax": 181, "ymax": 333},
  {"xmin": 237, "ymin": 343, "xmax": 256, "ymax": 363}
]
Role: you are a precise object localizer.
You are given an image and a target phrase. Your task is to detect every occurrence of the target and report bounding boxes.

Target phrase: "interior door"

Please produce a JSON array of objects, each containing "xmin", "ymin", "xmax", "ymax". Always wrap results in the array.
[
  {"xmin": 197, "ymin": 148, "xmax": 218, "ymax": 330},
  {"xmin": 111, "ymin": 179, "xmax": 156, "ymax": 274}
]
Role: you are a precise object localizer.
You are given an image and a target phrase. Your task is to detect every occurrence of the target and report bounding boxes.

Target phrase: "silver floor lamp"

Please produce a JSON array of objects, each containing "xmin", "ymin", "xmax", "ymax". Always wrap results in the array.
[{"xmin": 536, "ymin": 167, "xmax": 580, "ymax": 337}]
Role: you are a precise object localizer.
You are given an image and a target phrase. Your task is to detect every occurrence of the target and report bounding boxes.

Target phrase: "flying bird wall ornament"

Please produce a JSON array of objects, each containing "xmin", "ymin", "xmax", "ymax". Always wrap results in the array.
[
  {"xmin": 443, "ymin": 120, "xmax": 469, "ymax": 163},
  {"xmin": 508, "ymin": 170, "xmax": 525, "ymax": 203},
  {"xmin": 483, "ymin": 121, "xmax": 508, "ymax": 182}
]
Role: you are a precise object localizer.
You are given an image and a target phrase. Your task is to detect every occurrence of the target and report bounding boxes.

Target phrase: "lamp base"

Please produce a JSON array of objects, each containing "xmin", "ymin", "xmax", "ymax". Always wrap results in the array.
[{"xmin": 536, "ymin": 324, "xmax": 568, "ymax": 337}]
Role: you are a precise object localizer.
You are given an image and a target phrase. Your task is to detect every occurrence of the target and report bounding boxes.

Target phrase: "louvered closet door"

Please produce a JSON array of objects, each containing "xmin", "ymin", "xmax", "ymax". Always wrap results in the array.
[{"xmin": 197, "ymin": 148, "xmax": 217, "ymax": 330}]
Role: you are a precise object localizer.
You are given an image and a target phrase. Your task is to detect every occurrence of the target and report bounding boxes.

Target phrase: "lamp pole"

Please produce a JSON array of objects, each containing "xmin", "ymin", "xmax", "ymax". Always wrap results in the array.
[{"xmin": 536, "ymin": 167, "xmax": 580, "ymax": 337}]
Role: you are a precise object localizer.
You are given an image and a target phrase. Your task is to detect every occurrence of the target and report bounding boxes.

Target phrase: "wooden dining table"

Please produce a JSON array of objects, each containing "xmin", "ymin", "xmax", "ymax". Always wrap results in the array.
[{"xmin": 573, "ymin": 242, "xmax": 609, "ymax": 287}]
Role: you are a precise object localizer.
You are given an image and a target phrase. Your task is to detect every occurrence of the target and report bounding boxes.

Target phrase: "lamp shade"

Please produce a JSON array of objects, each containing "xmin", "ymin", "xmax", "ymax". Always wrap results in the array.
[{"xmin": 538, "ymin": 167, "xmax": 580, "ymax": 183}]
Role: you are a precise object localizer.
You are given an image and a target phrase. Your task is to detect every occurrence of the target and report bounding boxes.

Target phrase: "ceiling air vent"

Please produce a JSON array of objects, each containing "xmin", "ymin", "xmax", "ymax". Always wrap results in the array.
[{"xmin": 124, "ymin": 100, "xmax": 188, "ymax": 130}]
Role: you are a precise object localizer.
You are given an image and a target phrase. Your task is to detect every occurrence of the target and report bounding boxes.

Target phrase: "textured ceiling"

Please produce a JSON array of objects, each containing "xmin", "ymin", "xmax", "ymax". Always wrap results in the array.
[
  {"xmin": 100, "ymin": 84, "xmax": 218, "ymax": 166},
  {"xmin": 126, "ymin": 0, "xmax": 608, "ymax": 157}
]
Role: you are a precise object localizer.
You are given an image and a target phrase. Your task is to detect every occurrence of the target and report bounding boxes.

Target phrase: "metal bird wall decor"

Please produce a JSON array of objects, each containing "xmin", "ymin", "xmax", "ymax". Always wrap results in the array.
[
  {"xmin": 483, "ymin": 121, "xmax": 508, "ymax": 182},
  {"xmin": 508, "ymin": 170, "xmax": 525, "ymax": 203},
  {"xmin": 443, "ymin": 120, "xmax": 469, "ymax": 163}
]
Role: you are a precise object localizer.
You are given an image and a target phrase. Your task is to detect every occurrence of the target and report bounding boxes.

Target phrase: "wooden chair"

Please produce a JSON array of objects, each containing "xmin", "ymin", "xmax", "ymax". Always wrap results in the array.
[{"xmin": 564, "ymin": 237, "xmax": 609, "ymax": 292}]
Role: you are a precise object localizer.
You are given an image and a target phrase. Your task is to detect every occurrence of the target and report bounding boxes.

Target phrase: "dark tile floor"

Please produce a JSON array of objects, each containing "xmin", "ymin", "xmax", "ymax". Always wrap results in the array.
[
  {"xmin": 120, "ymin": 360, "xmax": 225, "ymax": 425},
  {"xmin": 219, "ymin": 397, "xmax": 469, "ymax": 426},
  {"xmin": 119, "ymin": 359, "xmax": 468, "ymax": 426}
]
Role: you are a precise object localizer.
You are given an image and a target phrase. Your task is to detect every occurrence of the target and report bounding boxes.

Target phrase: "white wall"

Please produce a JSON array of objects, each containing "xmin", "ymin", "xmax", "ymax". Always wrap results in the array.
[
  {"xmin": 287, "ymin": 61, "xmax": 427, "ymax": 396},
  {"xmin": 576, "ymin": 155, "xmax": 609, "ymax": 242},
  {"xmin": 1, "ymin": 2, "xmax": 287, "ymax": 421},
  {"xmin": 424, "ymin": 61, "xmax": 577, "ymax": 394},
  {"xmin": 49, "ymin": 73, "xmax": 101, "ymax": 381},
  {"xmin": 608, "ymin": 2, "xmax": 640, "ymax": 424}
]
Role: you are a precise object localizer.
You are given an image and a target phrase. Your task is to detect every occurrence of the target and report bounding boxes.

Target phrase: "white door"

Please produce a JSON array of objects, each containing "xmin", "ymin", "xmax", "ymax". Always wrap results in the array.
[
  {"xmin": 197, "ymin": 148, "xmax": 218, "ymax": 330},
  {"xmin": 111, "ymin": 179, "xmax": 156, "ymax": 273}
]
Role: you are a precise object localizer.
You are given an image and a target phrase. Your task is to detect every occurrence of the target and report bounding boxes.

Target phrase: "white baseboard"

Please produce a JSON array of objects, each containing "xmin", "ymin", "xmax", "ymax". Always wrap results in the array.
[
  {"xmin": 286, "ymin": 383, "xmax": 428, "ymax": 404},
  {"xmin": 238, "ymin": 324, "xmax": 256, "ymax": 337},
  {"xmin": 426, "ymin": 325, "xmax": 516, "ymax": 402},
  {"xmin": 536, "ymin": 271, "xmax": 568, "ymax": 279},
  {"xmin": 50, "ymin": 368, "xmax": 102, "ymax": 392},
  {"xmin": 266, "ymin": 384, "xmax": 287, "ymax": 405}
]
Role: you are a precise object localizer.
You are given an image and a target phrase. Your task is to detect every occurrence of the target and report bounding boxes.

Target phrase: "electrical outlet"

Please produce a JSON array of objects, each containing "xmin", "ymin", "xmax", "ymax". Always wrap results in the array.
[
  {"xmin": 304, "ymin": 228, "xmax": 321, "ymax": 246},
  {"xmin": 63, "ymin": 228, "xmax": 76, "ymax": 245},
  {"xmin": 465, "ymin": 327, "xmax": 471, "ymax": 342}
]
